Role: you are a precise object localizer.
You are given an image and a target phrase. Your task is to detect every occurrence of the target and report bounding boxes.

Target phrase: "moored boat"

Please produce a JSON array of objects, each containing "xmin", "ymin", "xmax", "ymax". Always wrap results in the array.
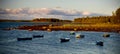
[
  {"xmin": 103, "ymin": 33, "xmax": 110, "ymax": 37},
  {"xmin": 33, "ymin": 35, "xmax": 44, "ymax": 38},
  {"xmin": 17, "ymin": 37, "xmax": 32, "ymax": 41},
  {"xmin": 75, "ymin": 34, "xmax": 85, "ymax": 38},
  {"xmin": 70, "ymin": 31, "xmax": 75, "ymax": 35},
  {"xmin": 96, "ymin": 41, "xmax": 103, "ymax": 46},
  {"xmin": 60, "ymin": 38, "xmax": 70, "ymax": 43}
]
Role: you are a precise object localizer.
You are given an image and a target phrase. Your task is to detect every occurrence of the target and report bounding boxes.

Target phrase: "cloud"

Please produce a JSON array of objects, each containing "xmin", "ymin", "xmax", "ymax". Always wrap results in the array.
[{"xmin": 0, "ymin": 8, "xmax": 107, "ymax": 20}]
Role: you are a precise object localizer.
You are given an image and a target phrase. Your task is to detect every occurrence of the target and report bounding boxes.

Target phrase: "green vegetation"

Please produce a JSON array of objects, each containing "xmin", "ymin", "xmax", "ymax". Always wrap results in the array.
[
  {"xmin": 116, "ymin": 8, "xmax": 120, "ymax": 17},
  {"xmin": 32, "ymin": 18, "xmax": 72, "ymax": 22},
  {"xmin": 74, "ymin": 8, "xmax": 120, "ymax": 24},
  {"xmin": 74, "ymin": 16, "xmax": 112, "ymax": 24}
]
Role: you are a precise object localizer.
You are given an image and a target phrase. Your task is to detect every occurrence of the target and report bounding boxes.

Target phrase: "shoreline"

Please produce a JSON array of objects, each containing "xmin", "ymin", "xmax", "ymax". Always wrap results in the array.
[{"xmin": 8, "ymin": 23, "xmax": 119, "ymax": 33}]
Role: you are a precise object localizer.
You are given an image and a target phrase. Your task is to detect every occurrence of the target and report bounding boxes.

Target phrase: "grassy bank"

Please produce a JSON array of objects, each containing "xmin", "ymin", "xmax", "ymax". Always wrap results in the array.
[{"xmin": 11, "ymin": 23, "xmax": 120, "ymax": 33}]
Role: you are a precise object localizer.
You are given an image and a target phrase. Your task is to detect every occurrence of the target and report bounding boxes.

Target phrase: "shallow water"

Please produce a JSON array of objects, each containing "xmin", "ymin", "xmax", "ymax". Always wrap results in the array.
[{"xmin": 0, "ymin": 22, "xmax": 120, "ymax": 54}]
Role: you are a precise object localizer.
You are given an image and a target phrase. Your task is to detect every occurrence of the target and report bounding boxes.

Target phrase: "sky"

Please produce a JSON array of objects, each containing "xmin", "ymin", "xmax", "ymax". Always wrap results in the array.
[{"xmin": 0, "ymin": 0, "xmax": 120, "ymax": 20}]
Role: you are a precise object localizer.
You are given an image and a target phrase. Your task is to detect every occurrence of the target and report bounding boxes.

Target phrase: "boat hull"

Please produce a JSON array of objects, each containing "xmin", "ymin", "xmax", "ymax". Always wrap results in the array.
[
  {"xmin": 60, "ymin": 38, "xmax": 70, "ymax": 43},
  {"xmin": 96, "ymin": 41, "xmax": 103, "ymax": 46},
  {"xmin": 33, "ymin": 35, "xmax": 44, "ymax": 38},
  {"xmin": 17, "ymin": 38, "xmax": 32, "ymax": 41}
]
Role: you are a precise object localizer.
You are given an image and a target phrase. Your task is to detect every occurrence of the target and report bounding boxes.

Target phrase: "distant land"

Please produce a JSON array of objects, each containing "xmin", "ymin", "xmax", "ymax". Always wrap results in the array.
[{"xmin": 0, "ymin": 19, "xmax": 32, "ymax": 22}]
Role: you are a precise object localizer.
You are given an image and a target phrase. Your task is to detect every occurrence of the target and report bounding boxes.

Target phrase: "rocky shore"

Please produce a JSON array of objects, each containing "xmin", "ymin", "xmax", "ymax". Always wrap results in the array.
[{"xmin": 10, "ymin": 23, "xmax": 120, "ymax": 33}]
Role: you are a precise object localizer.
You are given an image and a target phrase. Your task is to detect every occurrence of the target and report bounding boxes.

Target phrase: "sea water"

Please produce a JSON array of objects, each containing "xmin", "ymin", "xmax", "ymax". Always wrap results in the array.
[{"xmin": 0, "ymin": 22, "xmax": 120, "ymax": 54}]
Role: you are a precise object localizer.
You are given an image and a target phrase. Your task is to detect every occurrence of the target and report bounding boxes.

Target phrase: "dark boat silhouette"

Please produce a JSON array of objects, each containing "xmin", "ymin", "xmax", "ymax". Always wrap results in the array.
[
  {"xmin": 17, "ymin": 37, "xmax": 32, "ymax": 41},
  {"xmin": 103, "ymin": 33, "xmax": 110, "ymax": 37},
  {"xmin": 75, "ymin": 34, "xmax": 85, "ymax": 38},
  {"xmin": 33, "ymin": 35, "xmax": 44, "ymax": 38},
  {"xmin": 70, "ymin": 31, "xmax": 75, "ymax": 35},
  {"xmin": 96, "ymin": 41, "xmax": 103, "ymax": 46},
  {"xmin": 60, "ymin": 38, "xmax": 70, "ymax": 43}
]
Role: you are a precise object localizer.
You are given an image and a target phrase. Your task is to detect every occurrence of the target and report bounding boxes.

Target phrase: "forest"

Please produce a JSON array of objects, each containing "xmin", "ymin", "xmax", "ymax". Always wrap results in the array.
[
  {"xmin": 74, "ymin": 8, "xmax": 120, "ymax": 24},
  {"xmin": 32, "ymin": 18, "xmax": 72, "ymax": 22}
]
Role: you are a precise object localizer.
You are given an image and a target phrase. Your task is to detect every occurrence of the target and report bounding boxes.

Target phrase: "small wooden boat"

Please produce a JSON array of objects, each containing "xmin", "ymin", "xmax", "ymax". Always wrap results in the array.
[
  {"xmin": 75, "ymin": 34, "xmax": 85, "ymax": 38},
  {"xmin": 60, "ymin": 38, "xmax": 70, "ymax": 43},
  {"xmin": 33, "ymin": 35, "xmax": 44, "ymax": 38},
  {"xmin": 17, "ymin": 37, "xmax": 32, "ymax": 41},
  {"xmin": 103, "ymin": 33, "xmax": 110, "ymax": 37},
  {"xmin": 70, "ymin": 31, "xmax": 75, "ymax": 35},
  {"xmin": 96, "ymin": 41, "xmax": 103, "ymax": 46}
]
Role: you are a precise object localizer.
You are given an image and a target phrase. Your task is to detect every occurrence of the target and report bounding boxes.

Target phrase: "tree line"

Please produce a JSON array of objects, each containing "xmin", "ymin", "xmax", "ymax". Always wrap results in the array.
[
  {"xmin": 74, "ymin": 8, "xmax": 120, "ymax": 24},
  {"xmin": 32, "ymin": 18, "xmax": 72, "ymax": 22}
]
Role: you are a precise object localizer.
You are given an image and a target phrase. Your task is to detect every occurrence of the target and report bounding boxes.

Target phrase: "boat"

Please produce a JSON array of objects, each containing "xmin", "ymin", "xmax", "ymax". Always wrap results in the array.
[
  {"xmin": 96, "ymin": 41, "xmax": 103, "ymax": 46},
  {"xmin": 103, "ymin": 33, "xmax": 110, "ymax": 37},
  {"xmin": 75, "ymin": 34, "xmax": 85, "ymax": 38},
  {"xmin": 60, "ymin": 38, "xmax": 70, "ymax": 43},
  {"xmin": 70, "ymin": 31, "xmax": 75, "ymax": 35},
  {"xmin": 17, "ymin": 37, "xmax": 32, "ymax": 41},
  {"xmin": 33, "ymin": 35, "xmax": 44, "ymax": 38}
]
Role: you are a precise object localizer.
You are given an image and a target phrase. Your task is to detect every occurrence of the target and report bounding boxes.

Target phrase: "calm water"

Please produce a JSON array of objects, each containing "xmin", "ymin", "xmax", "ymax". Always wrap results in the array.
[{"xmin": 0, "ymin": 22, "xmax": 120, "ymax": 54}]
